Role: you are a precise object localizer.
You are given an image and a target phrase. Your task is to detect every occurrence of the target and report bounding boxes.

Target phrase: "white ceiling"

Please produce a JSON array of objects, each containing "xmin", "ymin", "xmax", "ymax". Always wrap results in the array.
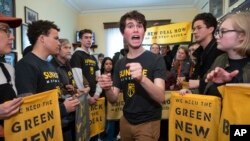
[{"xmin": 64, "ymin": 0, "xmax": 200, "ymax": 14}]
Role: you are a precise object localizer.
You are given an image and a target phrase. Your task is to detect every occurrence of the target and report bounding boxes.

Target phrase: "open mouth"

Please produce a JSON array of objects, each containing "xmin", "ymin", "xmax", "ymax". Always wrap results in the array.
[{"xmin": 132, "ymin": 35, "xmax": 140, "ymax": 40}]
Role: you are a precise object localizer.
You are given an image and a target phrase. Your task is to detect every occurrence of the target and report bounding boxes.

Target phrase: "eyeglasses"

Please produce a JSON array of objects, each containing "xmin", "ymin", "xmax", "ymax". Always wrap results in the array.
[
  {"xmin": 0, "ymin": 27, "xmax": 12, "ymax": 37},
  {"xmin": 214, "ymin": 29, "xmax": 242, "ymax": 38}
]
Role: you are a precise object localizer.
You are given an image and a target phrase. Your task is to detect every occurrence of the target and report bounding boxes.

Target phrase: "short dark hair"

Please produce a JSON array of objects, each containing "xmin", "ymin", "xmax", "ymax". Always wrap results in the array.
[
  {"xmin": 119, "ymin": 10, "xmax": 147, "ymax": 34},
  {"xmin": 98, "ymin": 53, "xmax": 104, "ymax": 58},
  {"xmin": 27, "ymin": 20, "xmax": 60, "ymax": 45},
  {"xmin": 22, "ymin": 45, "xmax": 33, "ymax": 56},
  {"xmin": 192, "ymin": 12, "xmax": 217, "ymax": 33},
  {"xmin": 100, "ymin": 57, "xmax": 113, "ymax": 75},
  {"xmin": 161, "ymin": 44, "xmax": 170, "ymax": 50},
  {"xmin": 188, "ymin": 42, "xmax": 198, "ymax": 48},
  {"xmin": 78, "ymin": 29, "xmax": 92, "ymax": 39}
]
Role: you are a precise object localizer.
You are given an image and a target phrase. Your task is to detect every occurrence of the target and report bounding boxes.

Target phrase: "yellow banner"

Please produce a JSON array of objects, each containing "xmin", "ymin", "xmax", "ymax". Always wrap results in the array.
[
  {"xmin": 161, "ymin": 91, "xmax": 172, "ymax": 119},
  {"xmin": 169, "ymin": 92, "xmax": 221, "ymax": 141},
  {"xmin": 143, "ymin": 22, "xmax": 192, "ymax": 44},
  {"xmin": 107, "ymin": 93, "xmax": 124, "ymax": 120},
  {"xmin": 4, "ymin": 89, "xmax": 63, "ymax": 141},
  {"xmin": 218, "ymin": 84, "xmax": 250, "ymax": 141},
  {"xmin": 89, "ymin": 97, "xmax": 105, "ymax": 137}
]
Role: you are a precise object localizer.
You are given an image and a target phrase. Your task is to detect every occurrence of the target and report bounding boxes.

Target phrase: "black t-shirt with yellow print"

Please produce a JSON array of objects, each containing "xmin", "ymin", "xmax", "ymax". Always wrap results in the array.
[
  {"xmin": 113, "ymin": 50, "xmax": 167, "ymax": 124},
  {"xmin": 15, "ymin": 53, "xmax": 60, "ymax": 94},
  {"xmin": 70, "ymin": 50, "xmax": 99, "ymax": 96},
  {"xmin": 15, "ymin": 52, "xmax": 72, "ymax": 127}
]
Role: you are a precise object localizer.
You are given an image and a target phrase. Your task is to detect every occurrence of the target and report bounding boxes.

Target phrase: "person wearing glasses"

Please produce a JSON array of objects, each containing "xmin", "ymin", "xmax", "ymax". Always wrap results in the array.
[
  {"xmin": 0, "ymin": 14, "xmax": 23, "ymax": 140},
  {"xmin": 184, "ymin": 13, "xmax": 224, "ymax": 94},
  {"xmin": 204, "ymin": 12, "xmax": 250, "ymax": 97}
]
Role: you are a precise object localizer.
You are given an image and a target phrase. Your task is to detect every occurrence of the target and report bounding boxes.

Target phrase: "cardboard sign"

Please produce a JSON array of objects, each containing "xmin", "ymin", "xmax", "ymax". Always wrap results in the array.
[
  {"xmin": 89, "ymin": 97, "xmax": 105, "ymax": 137},
  {"xmin": 4, "ymin": 89, "xmax": 63, "ymax": 141},
  {"xmin": 107, "ymin": 93, "xmax": 124, "ymax": 120},
  {"xmin": 218, "ymin": 84, "xmax": 250, "ymax": 141},
  {"xmin": 169, "ymin": 92, "xmax": 221, "ymax": 141}
]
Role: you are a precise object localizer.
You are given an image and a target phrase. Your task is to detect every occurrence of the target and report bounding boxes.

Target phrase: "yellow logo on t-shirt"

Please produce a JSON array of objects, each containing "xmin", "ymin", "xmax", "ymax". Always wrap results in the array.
[
  {"xmin": 128, "ymin": 83, "xmax": 135, "ymax": 97},
  {"xmin": 85, "ymin": 59, "xmax": 96, "ymax": 65},
  {"xmin": 67, "ymin": 71, "xmax": 73, "ymax": 77},
  {"xmin": 90, "ymin": 67, "xmax": 94, "ymax": 75},
  {"xmin": 43, "ymin": 72, "xmax": 59, "ymax": 79},
  {"xmin": 119, "ymin": 69, "xmax": 148, "ymax": 80}
]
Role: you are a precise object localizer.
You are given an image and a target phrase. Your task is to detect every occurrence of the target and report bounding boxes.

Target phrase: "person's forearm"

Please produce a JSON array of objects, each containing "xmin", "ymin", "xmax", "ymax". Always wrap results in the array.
[
  {"xmin": 105, "ymin": 88, "xmax": 118, "ymax": 103},
  {"xmin": 140, "ymin": 76, "xmax": 165, "ymax": 104},
  {"xmin": 95, "ymin": 83, "xmax": 102, "ymax": 96}
]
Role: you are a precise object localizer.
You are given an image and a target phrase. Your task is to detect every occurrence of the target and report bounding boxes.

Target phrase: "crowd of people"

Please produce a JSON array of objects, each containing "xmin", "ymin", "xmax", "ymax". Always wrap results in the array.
[{"xmin": 0, "ymin": 7, "xmax": 250, "ymax": 141}]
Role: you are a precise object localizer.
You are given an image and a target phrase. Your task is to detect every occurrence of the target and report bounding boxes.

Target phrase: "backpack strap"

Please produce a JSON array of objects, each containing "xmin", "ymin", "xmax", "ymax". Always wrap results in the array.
[
  {"xmin": 0, "ymin": 63, "xmax": 11, "ymax": 84},
  {"xmin": 0, "ymin": 55, "xmax": 6, "ymax": 63}
]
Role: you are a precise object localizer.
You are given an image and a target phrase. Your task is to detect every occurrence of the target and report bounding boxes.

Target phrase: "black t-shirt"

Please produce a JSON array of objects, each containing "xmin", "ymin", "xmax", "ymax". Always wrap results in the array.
[
  {"xmin": 15, "ymin": 53, "xmax": 70, "ymax": 124},
  {"xmin": 50, "ymin": 58, "xmax": 76, "ymax": 96},
  {"xmin": 192, "ymin": 39, "xmax": 224, "ymax": 79},
  {"xmin": 113, "ymin": 51, "xmax": 167, "ymax": 124},
  {"xmin": 206, "ymin": 57, "xmax": 250, "ymax": 97},
  {"xmin": 70, "ymin": 50, "xmax": 99, "ymax": 96},
  {"xmin": 192, "ymin": 38, "xmax": 224, "ymax": 93},
  {"xmin": 15, "ymin": 53, "xmax": 60, "ymax": 94}
]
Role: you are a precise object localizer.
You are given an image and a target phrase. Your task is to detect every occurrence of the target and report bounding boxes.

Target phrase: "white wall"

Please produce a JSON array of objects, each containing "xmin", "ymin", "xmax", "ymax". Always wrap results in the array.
[
  {"xmin": 196, "ymin": 0, "xmax": 209, "ymax": 12},
  {"xmin": 78, "ymin": 7, "xmax": 199, "ymax": 56},
  {"xmin": 15, "ymin": 0, "xmax": 79, "ymax": 60},
  {"xmin": 11, "ymin": 0, "xmax": 247, "ymax": 60}
]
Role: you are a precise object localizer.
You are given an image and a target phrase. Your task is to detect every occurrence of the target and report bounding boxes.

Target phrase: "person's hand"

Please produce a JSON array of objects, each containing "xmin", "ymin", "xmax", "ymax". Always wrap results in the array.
[
  {"xmin": 88, "ymin": 94, "xmax": 100, "ymax": 105},
  {"xmin": 98, "ymin": 73, "xmax": 113, "ymax": 90},
  {"xmin": 172, "ymin": 60, "xmax": 180, "ymax": 70},
  {"xmin": 188, "ymin": 79, "xmax": 199, "ymax": 89},
  {"xmin": 176, "ymin": 77, "xmax": 185, "ymax": 86},
  {"xmin": 63, "ymin": 97, "xmax": 80, "ymax": 113},
  {"xmin": 88, "ymin": 97, "xmax": 97, "ymax": 105},
  {"xmin": 170, "ymin": 84, "xmax": 175, "ymax": 90},
  {"xmin": 65, "ymin": 84, "xmax": 75, "ymax": 93},
  {"xmin": 177, "ymin": 77, "xmax": 185, "ymax": 82},
  {"xmin": 179, "ymin": 89, "xmax": 191, "ymax": 96},
  {"xmin": 0, "ymin": 98, "xmax": 23, "ymax": 119},
  {"xmin": 93, "ymin": 94, "xmax": 100, "ymax": 100},
  {"xmin": 205, "ymin": 67, "xmax": 239, "ymax": 84},
  {"xmin": 126, "ymin": 63, "xmax": 143, "ymax": 82},
  {"xmin": 78, "ymin": 86, "xmax": 90, "ymax": 95}
]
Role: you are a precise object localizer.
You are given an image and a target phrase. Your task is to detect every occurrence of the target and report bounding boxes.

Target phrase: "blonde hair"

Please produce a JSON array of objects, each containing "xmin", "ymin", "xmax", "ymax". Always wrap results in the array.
[{"xmin": 222, "ymin": 12, "xmax": 250, "ymax": 57}]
